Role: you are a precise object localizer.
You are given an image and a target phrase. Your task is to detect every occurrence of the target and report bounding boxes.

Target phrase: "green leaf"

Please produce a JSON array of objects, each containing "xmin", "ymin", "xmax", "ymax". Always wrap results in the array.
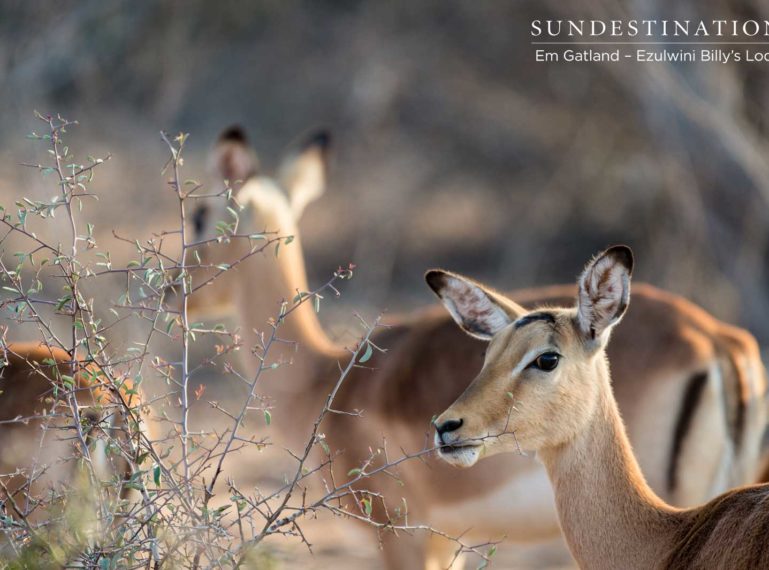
[
  {"xmin": 362, "ymin": 497, "xmax": 372, "ymax": 516},
  {"xmin": 263, "ymin": 410, "xmax": 271, "ymax": 426},
  {"xmin": 359, "ymin": 343, "xmax": 373, "ymax": 364},
  {"xmin": 153, "ymin": 465, "xmax": 161, "ymax": 487},
  {"xmin": 477, "ymin": 545, "xmax": 497, "ymax": 569},
  {"xmin": 347, "ymin": 468, "xmax": 362, "ymax": 477}
]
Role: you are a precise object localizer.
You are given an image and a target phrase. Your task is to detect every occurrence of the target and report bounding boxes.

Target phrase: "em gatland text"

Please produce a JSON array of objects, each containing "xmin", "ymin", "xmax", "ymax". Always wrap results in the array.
[{"xmin": 531, "ymin": 19, "xmax": 769, "ymax": 64}]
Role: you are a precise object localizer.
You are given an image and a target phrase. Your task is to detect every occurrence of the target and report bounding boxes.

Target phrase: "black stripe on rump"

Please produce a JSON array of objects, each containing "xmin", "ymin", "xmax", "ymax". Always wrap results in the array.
[{"xmin": 668, "ymin": 371, "xmax": 709, "ymax": 493}]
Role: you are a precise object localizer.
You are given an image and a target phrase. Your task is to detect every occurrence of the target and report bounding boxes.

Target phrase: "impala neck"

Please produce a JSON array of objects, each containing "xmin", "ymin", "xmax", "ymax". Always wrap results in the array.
[
  {"xmin": 537, "ymin": 364, "xmax": 681, "ymax": 569},
  {"xmin": 233, "ymin": 181, "xmax": 342, "ymax": 430}
]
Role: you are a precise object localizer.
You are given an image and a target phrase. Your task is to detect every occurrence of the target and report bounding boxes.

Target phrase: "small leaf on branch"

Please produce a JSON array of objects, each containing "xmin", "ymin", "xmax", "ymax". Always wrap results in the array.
[
  {"xmin": 359, "ymin": 343, "xmax": 373, "ymax": 364},
  {"xmin": 362, "ymin": 497, "xmax": 373, "ymax": 516}
]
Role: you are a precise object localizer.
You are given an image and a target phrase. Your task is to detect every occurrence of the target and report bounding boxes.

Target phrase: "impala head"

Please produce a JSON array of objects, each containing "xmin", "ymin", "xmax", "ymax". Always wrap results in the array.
[
  {"xmin": 427, "ymin": 246, "xmax": 633, "ymax": 467},
  {"xmin": 186, "ymin": 126, "xmax": 331, "ymax": 317}
]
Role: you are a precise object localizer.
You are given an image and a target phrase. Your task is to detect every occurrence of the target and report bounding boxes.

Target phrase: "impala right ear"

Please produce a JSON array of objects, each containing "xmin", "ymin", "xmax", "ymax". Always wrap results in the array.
[
  {"xmin": 425, "ymin": 270, "xmax": 524, "ymax": 341},
  {"xmin": 279, "ymin": 129, "xmax": 331, "ymax": 221},
  {"xmin": 576, "ymin": 245, "xmax": 634, "ymax": 346},
  {"xmin": 210, "ymin": 125, "xmax": 259, "ymax": 185}
]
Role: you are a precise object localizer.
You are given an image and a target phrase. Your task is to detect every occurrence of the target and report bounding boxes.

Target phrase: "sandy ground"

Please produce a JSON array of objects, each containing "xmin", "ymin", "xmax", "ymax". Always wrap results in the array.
[{"xmin": 265, "ymin": 518, "xmax": 575, "ymax": 570}]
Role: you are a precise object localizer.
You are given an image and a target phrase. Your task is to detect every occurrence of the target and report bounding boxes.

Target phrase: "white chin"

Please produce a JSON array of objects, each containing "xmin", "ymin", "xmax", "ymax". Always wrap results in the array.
[{"xmin": 437, "ymin": 445, "xmax": 481, "ymax": 467}]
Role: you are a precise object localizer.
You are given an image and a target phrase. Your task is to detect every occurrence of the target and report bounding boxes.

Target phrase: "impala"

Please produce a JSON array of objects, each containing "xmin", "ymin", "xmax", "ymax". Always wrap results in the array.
[
  {"xmin": 0, "ymin": 342, "xmax": 146, "ymax": 523},
  {"xmin": 431, "ymin": 246, "xmax": 769, "ymax": 569},
  {"xmin": 189, "ymin": 129, "xmax": 767, "ymax": 569}
]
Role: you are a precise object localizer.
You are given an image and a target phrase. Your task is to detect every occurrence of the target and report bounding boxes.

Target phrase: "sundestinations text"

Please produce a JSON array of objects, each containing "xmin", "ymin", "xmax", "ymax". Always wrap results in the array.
[{"xmin": 531, "ymin": 19, "xmax": 769, "ymax": 38}]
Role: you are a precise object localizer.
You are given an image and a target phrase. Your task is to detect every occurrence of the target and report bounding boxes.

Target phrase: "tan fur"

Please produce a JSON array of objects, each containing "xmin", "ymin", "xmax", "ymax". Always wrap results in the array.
[
  {"xmin": 189, "ymin": 131, "xmax": 767, "ymax": 569},
  {"xmin": 432, "ymin": 248, "xmax": 769, "ymax": 569},
  {"xmin": 0, "ymin": 342, "xmax": 146, "ymax": 519}
]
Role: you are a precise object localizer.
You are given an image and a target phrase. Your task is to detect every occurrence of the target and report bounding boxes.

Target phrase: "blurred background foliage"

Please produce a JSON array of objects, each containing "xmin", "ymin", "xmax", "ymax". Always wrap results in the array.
[{"xmin": 1, "ymin": 0, "xmax": 768, "ymax": 344}]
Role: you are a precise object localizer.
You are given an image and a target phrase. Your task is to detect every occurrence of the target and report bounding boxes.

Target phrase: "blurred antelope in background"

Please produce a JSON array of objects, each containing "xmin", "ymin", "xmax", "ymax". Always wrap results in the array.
[
  {"xmin": 0, "ymin": 342, "xmax": 147, "ymax": 525},
  {"xmin": 189, "ymin": 129, "xmax": 767, "ymax": 569},
  {"xmin": 431, "ymin": 246, "xmax": 769, "ymax": 569}
]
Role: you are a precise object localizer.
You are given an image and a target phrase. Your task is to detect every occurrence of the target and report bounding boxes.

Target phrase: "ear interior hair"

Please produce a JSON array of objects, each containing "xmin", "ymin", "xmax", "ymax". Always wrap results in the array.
[
  {"xmin": 426, "ymin": 270, "xmax": 522, "ymax": 341},
  {"xmin": 576, "ymin": 245, "xmax": 633, "ymax": 343}
]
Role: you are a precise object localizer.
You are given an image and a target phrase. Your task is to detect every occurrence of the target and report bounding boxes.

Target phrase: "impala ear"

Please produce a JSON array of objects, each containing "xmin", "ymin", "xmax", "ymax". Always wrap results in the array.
[
  {"xmin": 210, "ymin": 125, "xmax": 259, "ymax": 185},
  {"xmin": 576, "ymin": 245, "xmax": 634, "ymax": 346},
  {"xmin": 279, "ymin": 129, "xmax": 331, "ymax": 221},
  {"xmin": 426, "ymin": 270, "xmax": 524, "ymax": 341}
]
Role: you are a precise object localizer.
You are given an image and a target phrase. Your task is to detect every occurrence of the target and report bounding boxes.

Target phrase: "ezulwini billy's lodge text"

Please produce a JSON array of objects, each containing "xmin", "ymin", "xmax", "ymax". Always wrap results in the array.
[{"xmin": 535, "ymin": 48, "xmax": 769, "ymax": 63}]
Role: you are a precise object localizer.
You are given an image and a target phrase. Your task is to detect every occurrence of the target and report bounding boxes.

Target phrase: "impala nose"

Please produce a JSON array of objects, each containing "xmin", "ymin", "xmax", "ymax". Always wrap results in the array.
[{"xmin": 434, "ymin": 418, "xmax": 463, "ymax": 444}]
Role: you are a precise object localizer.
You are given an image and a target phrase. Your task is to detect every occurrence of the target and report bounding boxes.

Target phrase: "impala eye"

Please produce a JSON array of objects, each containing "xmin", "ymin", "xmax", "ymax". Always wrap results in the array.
[{"xmin": 529, "ymin": 352, "xmax": 560, "ymax": 372}]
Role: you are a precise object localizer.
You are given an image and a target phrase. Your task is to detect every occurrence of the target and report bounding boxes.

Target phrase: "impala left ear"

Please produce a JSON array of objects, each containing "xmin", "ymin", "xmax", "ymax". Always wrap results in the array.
[
  {"xmin": 576, "ymin": 245, "xmax": 634, "ymax": 346},
  {"xmin": 210, "ymin": 125, "xmax": 259, "ymax": 186},
  {"xmin": 279, "ymin": 129, "xmax": 331, "ymax": 221},
  {"xmin": 426, "ymin": 269, "xmax": 525, "ymax": 341}
]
